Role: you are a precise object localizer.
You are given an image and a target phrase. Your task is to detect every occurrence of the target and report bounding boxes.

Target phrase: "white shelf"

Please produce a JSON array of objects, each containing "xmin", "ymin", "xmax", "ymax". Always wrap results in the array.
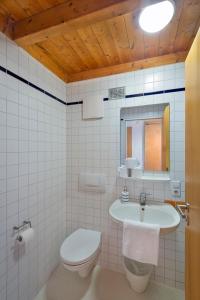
[
  {"xmin": 118, "ymin": 174, "xmax": 170, "ymax": 182},
  {"xmin": 140, "ymin": 175, "xmax": 170, "ymax": 182}
]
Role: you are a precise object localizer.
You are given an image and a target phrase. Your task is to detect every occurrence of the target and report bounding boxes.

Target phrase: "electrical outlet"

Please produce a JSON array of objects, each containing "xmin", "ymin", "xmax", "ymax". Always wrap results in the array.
[{"xmin": 170, "ymin": 180, "xmax": 181, "ymax": 197}]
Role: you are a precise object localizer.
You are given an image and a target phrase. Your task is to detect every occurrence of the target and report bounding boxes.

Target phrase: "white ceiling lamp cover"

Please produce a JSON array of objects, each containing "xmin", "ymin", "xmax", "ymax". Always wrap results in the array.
[{"xmin": 139, "ymin": 0, "xmax": 175, "ymax": 33}]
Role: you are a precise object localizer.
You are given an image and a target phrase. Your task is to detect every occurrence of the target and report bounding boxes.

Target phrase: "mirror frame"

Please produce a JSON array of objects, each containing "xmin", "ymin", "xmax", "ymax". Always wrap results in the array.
[{"xmin": 120, "ymin": 103, "xmax": 170, "ymax": 175}]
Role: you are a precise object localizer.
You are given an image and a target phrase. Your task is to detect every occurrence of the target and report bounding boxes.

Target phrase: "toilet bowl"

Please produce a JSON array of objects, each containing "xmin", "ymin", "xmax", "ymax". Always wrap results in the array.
[
  {"xmin": 123, "ymin": 257, "xmax": 153, "ymax": 293},
  {"xmin": 60, "ymin": 228, "xmax": 101, "ymax": 278}
]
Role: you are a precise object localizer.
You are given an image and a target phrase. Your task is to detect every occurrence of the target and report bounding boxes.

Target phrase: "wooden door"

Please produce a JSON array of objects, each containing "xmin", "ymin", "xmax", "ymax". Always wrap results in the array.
[
  {"xmin": 144, "ymin": 120, "xmax": 162, "ymax": 171},
  {"xmin": 126, "ymin": 127, "xmax": 132, "ymax": 157},
  {"xmin": 185, "ymin": 28, "xmax": 200, "ymax": 300},
  {"xmin": 162, "ymin": 105, "xmax": 170, "ymax": 171}
]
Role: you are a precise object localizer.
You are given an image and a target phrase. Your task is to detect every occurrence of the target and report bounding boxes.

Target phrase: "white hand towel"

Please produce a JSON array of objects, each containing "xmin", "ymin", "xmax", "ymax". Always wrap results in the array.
[{"xmin": 122, "ymin": 219, "xmax": 160, "ymax": 265}]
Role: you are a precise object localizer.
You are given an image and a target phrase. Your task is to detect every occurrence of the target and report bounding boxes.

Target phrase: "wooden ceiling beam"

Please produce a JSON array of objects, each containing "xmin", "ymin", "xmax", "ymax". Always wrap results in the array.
[
  {"xmin": 0, "ymin": 13, "xmax": 14, "ymax": 39},
  {"xmin": 13, "ymin": 0, "xmax": 155, "ymax": 46},
  {"xmin": 68, "ymin": 51, "xmax": 187, "ymax": 82}
]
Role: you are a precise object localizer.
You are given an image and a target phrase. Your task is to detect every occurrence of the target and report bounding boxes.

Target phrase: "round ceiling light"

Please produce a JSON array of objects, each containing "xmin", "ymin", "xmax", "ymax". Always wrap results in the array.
[{"xmin": 139, "ymin": 0, "xmax": 175, "ymax": 33}]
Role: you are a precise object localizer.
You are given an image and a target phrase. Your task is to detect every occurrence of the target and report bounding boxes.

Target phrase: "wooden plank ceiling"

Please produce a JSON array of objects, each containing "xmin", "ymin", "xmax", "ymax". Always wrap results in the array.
[{"xmin": 0, "ymin": 0, "xmax": 199, "ymax": 82}]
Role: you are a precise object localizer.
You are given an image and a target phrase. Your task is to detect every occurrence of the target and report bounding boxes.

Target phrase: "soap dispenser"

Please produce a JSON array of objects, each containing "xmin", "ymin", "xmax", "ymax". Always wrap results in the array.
[{"xmin": 121, "ymin": 186, "xmax": 129, "ymax": 202}]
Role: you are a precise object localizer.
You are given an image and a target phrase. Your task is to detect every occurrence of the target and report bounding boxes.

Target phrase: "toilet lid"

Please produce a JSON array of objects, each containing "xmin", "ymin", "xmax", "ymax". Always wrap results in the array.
[{"xmin": 60, "ymin": 229, "xmax": 101, "ymax": 265}]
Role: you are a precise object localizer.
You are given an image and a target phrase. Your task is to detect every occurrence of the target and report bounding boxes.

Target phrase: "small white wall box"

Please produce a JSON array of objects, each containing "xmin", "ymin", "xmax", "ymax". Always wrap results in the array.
[
  {"xmin": 79, "ymin": 173, "xmax": 106, "ymax": 193},
  {"xmin": 82, "ymin": 93, "xmax": 104, "ymax": 119},
  {"xmin": 170, "ymin": 180, "xmax": 181, "ymax": 197}
]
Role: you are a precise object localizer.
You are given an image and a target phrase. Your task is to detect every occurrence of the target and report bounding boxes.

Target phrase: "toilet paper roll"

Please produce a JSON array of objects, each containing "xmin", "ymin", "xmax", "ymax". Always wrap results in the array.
[{"xmin": 17, "ymin": 228, "xmax": 35, "ymax": 245}]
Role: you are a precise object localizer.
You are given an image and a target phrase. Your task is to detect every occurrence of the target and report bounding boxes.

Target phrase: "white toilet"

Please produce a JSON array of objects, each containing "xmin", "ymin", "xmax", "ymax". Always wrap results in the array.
[{"xmin": 60, "ymin": 228, "xmax": 101, "ymax": 278}]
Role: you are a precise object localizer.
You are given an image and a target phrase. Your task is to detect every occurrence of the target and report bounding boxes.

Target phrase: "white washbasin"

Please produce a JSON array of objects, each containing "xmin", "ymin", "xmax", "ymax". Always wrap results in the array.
[{"xmin": 109, "ymin": 200, "xmax": 180, "ymax": 234}]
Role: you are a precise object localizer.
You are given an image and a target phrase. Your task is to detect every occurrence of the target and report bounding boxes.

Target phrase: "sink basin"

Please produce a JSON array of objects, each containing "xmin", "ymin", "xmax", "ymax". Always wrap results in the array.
[{"xmin": 109, "ymin": 200, "xmax": 180, "ymax": 234}]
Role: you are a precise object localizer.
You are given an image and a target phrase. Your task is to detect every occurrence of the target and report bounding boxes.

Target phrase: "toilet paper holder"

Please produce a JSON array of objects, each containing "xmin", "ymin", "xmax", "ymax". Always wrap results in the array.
[
  {"xmin": 13, "ymin": 220, "xmax": 32, "ymax": 242},
  {"xmin": 13, "ymin": 220, "xmax": 32, "ymax": 232}
]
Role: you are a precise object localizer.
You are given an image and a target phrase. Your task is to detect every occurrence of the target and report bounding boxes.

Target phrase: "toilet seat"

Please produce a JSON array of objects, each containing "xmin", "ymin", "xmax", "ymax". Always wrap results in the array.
[{"xmin": 60, "ymin": 228, "xmax": 101, "ymax": 266}]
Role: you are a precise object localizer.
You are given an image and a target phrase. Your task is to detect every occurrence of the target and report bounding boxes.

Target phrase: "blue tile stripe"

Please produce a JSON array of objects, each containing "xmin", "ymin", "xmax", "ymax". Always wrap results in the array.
[
  {"xmin": 67, "ymin": 101, "xmax": 83, "ymax": 106},
  {"xmin": 103, "ymin": 87, "xmax": 185, "ymax": 101},
  {"xmin": 0, "ymin": 64, "xmax": 66, "ymax": 105},
  {"xmin": 67, "ymin": 87, "xmax": 185, "ymax": 106},
  {"xmin": 0, "ymin": 65, "xmax": 185, "ymax": 107}
]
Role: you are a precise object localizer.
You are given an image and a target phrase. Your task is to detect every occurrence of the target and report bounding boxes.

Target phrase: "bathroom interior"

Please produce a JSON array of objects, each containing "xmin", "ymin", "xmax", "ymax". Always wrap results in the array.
[{"xmin": 0, "ymin": 1, "xmax": 199, "ymax": 300}]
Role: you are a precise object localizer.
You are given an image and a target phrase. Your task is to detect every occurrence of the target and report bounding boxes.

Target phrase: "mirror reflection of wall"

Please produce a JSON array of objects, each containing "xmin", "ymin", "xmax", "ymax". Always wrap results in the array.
[{"xmin": 121, "ymin": 103, "xmax": 170, "ymax": 172}]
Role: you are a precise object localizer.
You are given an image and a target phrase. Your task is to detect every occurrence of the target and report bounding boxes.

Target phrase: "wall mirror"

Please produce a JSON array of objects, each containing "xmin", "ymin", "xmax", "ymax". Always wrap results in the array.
[{"xmin": 120, "ymin": 103, "xmax": 170, "ymax": 172}]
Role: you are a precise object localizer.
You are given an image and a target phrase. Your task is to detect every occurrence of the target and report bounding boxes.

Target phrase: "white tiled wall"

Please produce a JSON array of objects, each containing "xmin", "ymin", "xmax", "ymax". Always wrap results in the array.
[
  {"xmin": 0, "ymin": 33, "xmax": 66, "ymax": 300},
  {"xmin": 66, "ymin": 63, "xmax": 185, "ymax": 289}
]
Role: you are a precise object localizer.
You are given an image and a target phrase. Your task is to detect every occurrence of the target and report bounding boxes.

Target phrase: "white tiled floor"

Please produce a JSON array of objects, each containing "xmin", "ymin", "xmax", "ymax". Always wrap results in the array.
[{"xmin": 36, "ymin": 265, "xmax": 184, "ymax": 300}]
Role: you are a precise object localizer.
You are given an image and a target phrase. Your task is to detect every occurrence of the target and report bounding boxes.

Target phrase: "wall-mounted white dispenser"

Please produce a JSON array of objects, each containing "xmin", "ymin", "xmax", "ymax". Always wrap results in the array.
[{"xmin": 82, "ymin": 92, "xmax": 104, "ymax": 119}]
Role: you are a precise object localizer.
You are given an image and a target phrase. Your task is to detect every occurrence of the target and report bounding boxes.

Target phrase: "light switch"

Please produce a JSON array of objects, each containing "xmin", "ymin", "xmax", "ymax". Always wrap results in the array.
[{"xmin": 170, "ymin": 180, "xmax": 181, "ymax": 197}]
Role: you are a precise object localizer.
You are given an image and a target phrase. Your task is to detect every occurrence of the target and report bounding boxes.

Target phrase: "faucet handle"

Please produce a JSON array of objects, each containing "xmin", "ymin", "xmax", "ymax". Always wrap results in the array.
[
  {"xmin": 144, "ymin": 192, "xmax": 152, "ymax": 196},
  {"xmin": 140, "ymin": 192, "xmax": 152, "ymax": 197},
  {"xmin": 139, "ymin": 192, "xmax": 152, "ymax": 205}
]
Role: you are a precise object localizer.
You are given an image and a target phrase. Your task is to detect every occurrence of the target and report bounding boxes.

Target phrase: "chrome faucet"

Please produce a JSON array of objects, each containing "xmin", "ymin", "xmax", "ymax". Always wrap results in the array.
[{"xmin": 139, "ymin": 192, "xmax": 151, "ymax": 206}]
